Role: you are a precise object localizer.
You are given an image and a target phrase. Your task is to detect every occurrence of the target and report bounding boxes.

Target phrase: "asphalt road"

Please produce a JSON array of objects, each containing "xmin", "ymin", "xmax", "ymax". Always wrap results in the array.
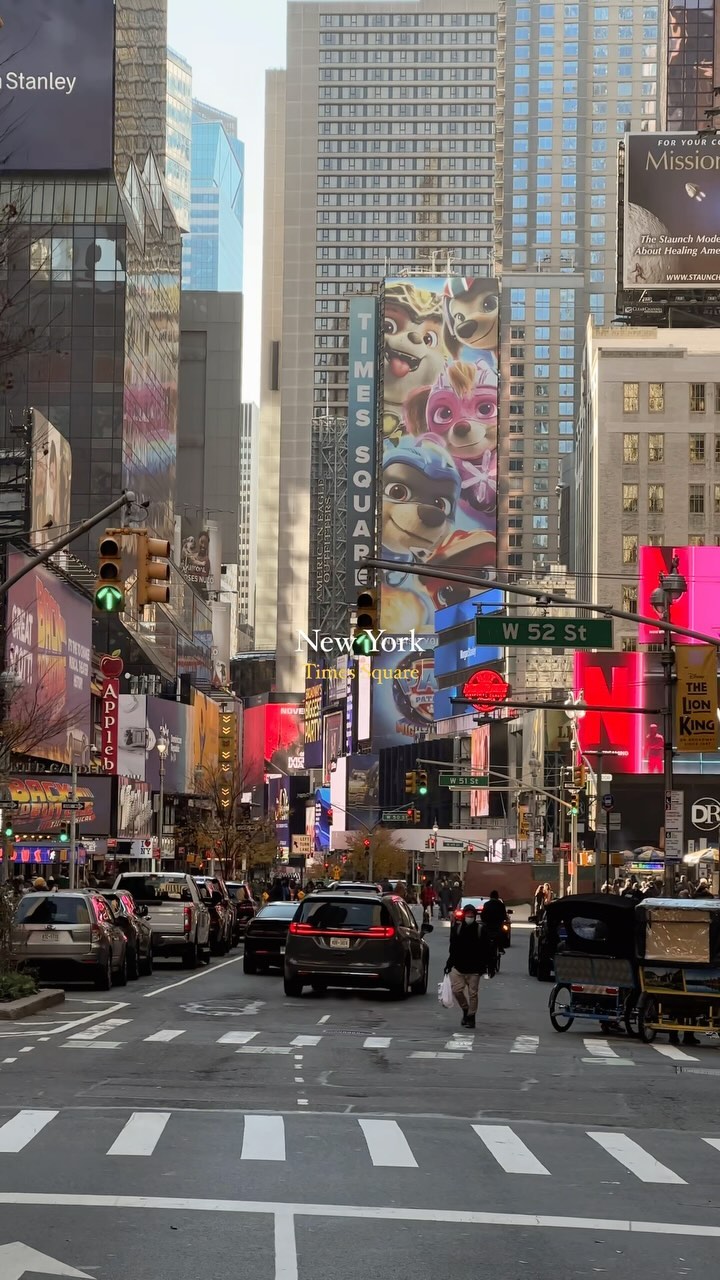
[{"xmin": 0, "ymin": 917, "xmax": 718, "ymax": 1279}]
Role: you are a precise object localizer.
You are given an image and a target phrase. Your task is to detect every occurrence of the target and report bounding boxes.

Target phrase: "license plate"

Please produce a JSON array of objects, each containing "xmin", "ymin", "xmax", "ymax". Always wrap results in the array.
[
  {"xmin": 330, "ymin": 936, "xmax": 350, "ymax": 949},
  {"xmin": 40, "ymin": 931, "xmax": 65, "ymax": 943}
]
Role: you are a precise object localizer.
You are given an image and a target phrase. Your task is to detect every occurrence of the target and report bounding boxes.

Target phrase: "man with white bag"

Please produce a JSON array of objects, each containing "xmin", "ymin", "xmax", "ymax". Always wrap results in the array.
[{"xmin": 442, "ymin": 902, "xmax": 490, "ymax": 1029}]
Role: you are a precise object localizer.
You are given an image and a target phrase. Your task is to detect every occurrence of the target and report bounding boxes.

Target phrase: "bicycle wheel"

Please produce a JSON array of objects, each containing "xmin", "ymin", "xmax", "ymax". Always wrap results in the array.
[
  {"xmin": 549, "ymin": 983, "xmax": 574, "ymax": 1032},
  {"xmin": 637, "ymin": 994, "xmax": 658, "ymax": 1043},
  {"xmin": 623, "ymin": 991, "xmax": 640, "ymax": 1038}
]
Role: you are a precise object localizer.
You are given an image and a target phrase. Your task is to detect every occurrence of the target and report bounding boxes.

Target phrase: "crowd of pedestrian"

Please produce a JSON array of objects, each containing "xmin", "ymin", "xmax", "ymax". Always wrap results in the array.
[{"xmin": 601, "ymin": 874, "xmax": 715, "ymax": 900}]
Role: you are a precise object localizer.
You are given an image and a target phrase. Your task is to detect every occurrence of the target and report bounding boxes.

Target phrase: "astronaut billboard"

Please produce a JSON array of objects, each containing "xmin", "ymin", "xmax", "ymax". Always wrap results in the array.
[{"xmin": 379, "ymin": 277, "xmax": 498, "ymax": 633}]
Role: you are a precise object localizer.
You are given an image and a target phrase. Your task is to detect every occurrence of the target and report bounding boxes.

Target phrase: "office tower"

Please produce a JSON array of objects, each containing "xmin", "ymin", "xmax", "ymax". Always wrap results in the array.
[
  {"xmin": 240, "ymin": 402, "xmax": 259, "ymax": 634},
  {"xmin": 495, "ymin": 0, "xmax": 660, "ymax": 576},
  {"xmin": 665, "ymin": 0, "xmax": 716, "ymax": 130},
  {"xmin": 273, "ymin": 0, "xmax": 499, "ymax": 690},
  {"xmin": 183, "ymin": 101, "xmax": 245, "ymax": 292},
  {"xmin": 166, "ymin": 48, "xmax": 193, "ymax": 232}
]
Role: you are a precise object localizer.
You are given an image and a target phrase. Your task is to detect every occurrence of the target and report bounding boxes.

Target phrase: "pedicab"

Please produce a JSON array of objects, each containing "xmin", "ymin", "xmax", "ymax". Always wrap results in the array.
[
  {"xmin": 635, "ymin": 897, "xmax": 720, "ymax": 1042},
  {"xmin": 544, "ymin": 894, "xmax": 640, "ymax": 1035}
]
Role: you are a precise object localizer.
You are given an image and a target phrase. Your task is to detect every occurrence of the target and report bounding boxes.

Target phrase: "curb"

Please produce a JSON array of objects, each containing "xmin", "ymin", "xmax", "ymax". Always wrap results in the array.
[{"xmin": 0, "ymin": 988, "xmax": 65, "ymax": 1021}]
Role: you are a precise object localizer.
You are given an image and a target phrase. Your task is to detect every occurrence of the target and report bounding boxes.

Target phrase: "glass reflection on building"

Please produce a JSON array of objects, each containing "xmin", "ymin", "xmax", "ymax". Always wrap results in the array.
[{"xmin": 667, "ymin": 1, "xmax": 716, "ymax": 129}]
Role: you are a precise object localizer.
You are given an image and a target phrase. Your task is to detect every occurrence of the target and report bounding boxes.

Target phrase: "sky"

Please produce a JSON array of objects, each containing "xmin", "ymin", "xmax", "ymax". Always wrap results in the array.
[{"xmin": 167, "ymin": 0, "xmax": 288, "ymax": 403}]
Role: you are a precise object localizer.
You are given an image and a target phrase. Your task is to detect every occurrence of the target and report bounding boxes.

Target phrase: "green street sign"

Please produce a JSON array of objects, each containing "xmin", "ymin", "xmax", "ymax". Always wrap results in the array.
[
  {"xmin": 381, "ymin": 810, "xmax": 408, "ymax": 823},
  {"xmin": 475, "ymin": 616, "xmax": 613, "ymax": 649},
  {"xmin": 439, "ymin": 774, "xmax": 489, "ymax": 788}
]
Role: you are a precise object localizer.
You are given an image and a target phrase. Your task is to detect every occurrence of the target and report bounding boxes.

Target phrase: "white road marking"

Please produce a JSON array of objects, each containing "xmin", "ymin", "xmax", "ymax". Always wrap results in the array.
[
  {"xmin": 67, "ymin": 1018, "xmax": 131, "ymax": 1042},
  {"xmin": 446, "ymin": 1037, "xmax": 473, "ymax": 1051},
  {"xmin": 1, "ymin": 1058, "xmax": 16, "ymax": 1064},
  {"xmin": 144, "ymin": 1030, "xmax": 186, "ymax": 1043},
  {"xmin": 18, "ymin": 1047, "xmax": 34, "ymax": 1054},
  {"xmin": 290, "ymin": 1035, "xmax": 321, "ymax": 1047},
  {"xmin": 410, "ymin": 1051, "xmax": 465, "ymax": 1060},
  {"xmin": 652, "ymin": 1044, "xmax": 699, "ymax": 1062},
  {"xmin": 217, "ymin": 1031, "xmax": 259, "ymax": 1046},
  {"xmin": 317, "ymin": 1015, "xmax": 330, "ymax": 1025},
  {"xmin": 583, "ymin": 1039, "xmax": 619, "ymax": 1058},
  {"xmin": 275, "ymin": 1208, "xmax": 298, "ymax": 1280},
  {"xmin": 61, "ymin": 1041, "xmax": 123, "ymax": 1050},
  {"xmin": 294, "ymin": 1077, "xmax": 304, "ymax": 1084},
  {"xmin": 297, "ymin": 1100, "xmax": 309, "ymax": 1107},
  {"xmin": 358, "ymin": 1119, "xmax": 418, "ymax": 1169},
  {"xmin": 588, "ymin": 1132, "xmax": 686, "ymax": 1184},
  {"xmin": 363, "ymin": 1037, "xmax": 392, "ymax": 1049},
  {"xmin": 22, "ymin": 1002, "xmax": 129, "ymax": 1038},
  {"xmin": 241, "ymin": 1116, "xmax": 286, "ymax": 1162},
  {"xmin": 107, "ymin": 1112, "xmax": 170, "ymax": 1157},
  {"xmin": 511, "ymin": 1035, "xmax": 539, "ymax": 1054},
  {"xmin": 237, "ymin": 1046, "xmax": 292, "ymax": 1055},
  {"xmin": 703, "ymin": 1138, "xmax": 720, "ymax": 1154},
  {"xmin": 581, "ymin": 1058, "xmax": 634, "ymax": 1068},
  {"xmin": 143, "ymin": 955, "xmax": 243, "ymax": 997},
  {"xmin": 0, "ymin": 1110, "xmax": 57, "ymax": 1152},
  {"xmin": 472, "ymin": 1125, "xmax": 550, "ymax": 1176}
]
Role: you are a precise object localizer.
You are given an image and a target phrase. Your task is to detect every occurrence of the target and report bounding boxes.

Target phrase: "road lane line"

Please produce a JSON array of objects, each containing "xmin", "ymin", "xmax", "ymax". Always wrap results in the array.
[
  {"xmin": 0, "ymin": 1110, "xmax": 57, "ymax": 1152},
  {"xmin": 358, "ymin": 1119, "xmax": 417, "ymax": 1168},
  {"xmin": 704, "ymin": 1138, "xmax": 720, "ymax": 1155},
  {"xmin": 218, "ymin": 1031, "xmax": 259, "ymax": 1045},
  {"xmin": 237, "ymin": 1046, "xmax": 292, "ymax": 1055},
  {"xmin": 587, "ymin": 1132, "xmax": 686, "ymax": 1183},
  {"xmin": 363, "ymin": 1037, "xmax": 392, "ymax": 1049},
  {"xmin": 317, "ymin": 1015, "xmax": 330, "ymax": 1025},
  {"xmin": 68, "ymin": 1019, "xmax": 131, "ymax": 1042},
  {"xmin": 410, "ymin": 1051, "xmax": 465, "ymax": 1059},
  {"xmin": 143, "ymin": 956, "xmax": 243, "ymax": 997},
  {"xmin": 583, "ymin": 1039, "xmax": 619, "ymax": 1058},
  {"xmin": 144, "ymin": 1030, "xmax": 186, "ymax": 1043},
  {"xmin": 652, "ymin": 1044, "xmax": 699, "ymax": 1062},
  {"xmin": 472, "ymin": 1125, "xmax": 550, "ymax": 1176},
  {"xmin": 290, "ymin": 1035, "xmax": 322, "ymax": 1047},
  {"xmin": 1, "ymin": 1058, "xmax": 16, "ymax": 1064},
  {"xmin": 107, "ymin": 1112, "xmax": 170, "ymax": 1157},
  {"xmin": 275, "ymin": 1208, "xmax": 298, "ymax": 1280},
  {"xmin": 241, "ymin": 1116, "xmax": 286, "ymax": 1162},
  {"xmin": 511, "ymin": 1036, "xmax": 539, "ymax": 1054},
  {"xmin": 446, "ymin": 1037, "xmax": 473, "ymax": 1051}
]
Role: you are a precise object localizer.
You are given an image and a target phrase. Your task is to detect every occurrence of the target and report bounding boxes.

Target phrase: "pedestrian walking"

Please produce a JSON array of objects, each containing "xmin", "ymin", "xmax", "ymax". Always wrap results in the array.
[
  {"xmin": 443, "ymin": 902, "xmax": 491, "ymax": 1029},
  {"xmin": 450, "ymin": 880, "xmax": 462, "ymax": 910},
  {"xmin": 439, "ymin": 881, "xmax": 452, "ymax": 921}
]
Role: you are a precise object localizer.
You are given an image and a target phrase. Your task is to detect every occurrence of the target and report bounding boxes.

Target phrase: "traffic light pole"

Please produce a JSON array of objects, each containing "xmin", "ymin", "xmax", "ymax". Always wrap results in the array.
[
  {"xmin": 68, "ymin": 765, "xmax": 78, "ymax": 891},
  {"xmin": 0, "ymin": 491, "xmax": 136, "ymax": 599}
]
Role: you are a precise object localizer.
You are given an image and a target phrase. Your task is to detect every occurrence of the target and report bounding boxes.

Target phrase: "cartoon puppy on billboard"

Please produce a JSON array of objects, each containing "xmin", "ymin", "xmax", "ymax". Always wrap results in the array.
[
  {"xmin": 382, "ymin": 282, "xmax": 448, "ymax": 444},
  {"xmin": 442, "ymin": 277, "xmax": 499, "ymax": 359},
  {"xmin": 405, "ymin": 360, "xmax": 497, "ymax": 515}
]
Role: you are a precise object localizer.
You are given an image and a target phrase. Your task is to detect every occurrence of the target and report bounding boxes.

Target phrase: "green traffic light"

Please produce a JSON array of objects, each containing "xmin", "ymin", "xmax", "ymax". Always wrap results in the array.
[
  {"xmin": 94, "ymin": 584, "xmax": 125, "ymax": 612},
  {"xmin": 352, "ymin": 632, "xmax": 373, "ymax": 656},
  {"xmin": 59, "ymin": 831, "xmax": 69, "ymax": 844},
  {"xmin": 3, "ymin": 826, "xmax": 12, "ymax": 839}
]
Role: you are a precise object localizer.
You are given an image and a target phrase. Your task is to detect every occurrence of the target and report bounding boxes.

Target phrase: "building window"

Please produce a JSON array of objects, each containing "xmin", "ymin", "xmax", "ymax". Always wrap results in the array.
[
  {"xmin": 621, "ymin": 637, "xmax": 638, "ymax": 652},
  {"xmin": 689, "ymin": 434, "xmax": 706, "ymax": 463},
  {"xmin": 622, "ymin": 535, "xmax": 638, "ymax": 565},
  {"xmin": 622, "ymin": 585, "xmax": 638, "ymax": 612},
  {"xmin": 648, "ymin": 484, "xmax": 664, "ymax": 513},
  {"xmin": 715, "ymin": 384, "xmax": 720, "ymax": 413},
  {"xmin": 714, "ymin": 483, "xmax": 720, "ymax": 515},
  {"xmin": 648, "ymin": 433, "xmax": 664, "ymax": 463},
  {"xmin": 688, "ymin": 535, "xmax": 705, "ymax": 546},
  {"xmin": 690, "ymin": 383, "xmax": 706, "ymax": 413},
  {"xmin": 509, "ymin": 534, "xmax": 523, "ymax": 547},
  {"xmin": 648, "ymin": 382, "xmax": 664, "ymax": 412},
  {"xmin": 715, "ymin": 435, "xmax": 720, "ymax": 464},
  {"xmin": 509, "ymin": 459, "xmax": 524, "ymax": 472},
  {"xmin": 623, "ymin": 433, "xmax": 638, "ymax": 463},
  {"xmin": 623, "ymin": 382, "xmax": 639, "ymax": 412},
  {"xmin": 647, "ymin": 534, "xmax": 663, "ymax": 546},
  {"xmin": 689, "ymin": 484, "xmax": 705, "ymax": 515},
  {"xmin": 623, "ymin": 483, "xmax": 638, "ymax": 513}
]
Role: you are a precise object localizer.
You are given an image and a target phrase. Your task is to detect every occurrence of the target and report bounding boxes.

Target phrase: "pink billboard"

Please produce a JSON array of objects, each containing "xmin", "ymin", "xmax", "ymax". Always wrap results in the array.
[
  {"xmin": 573, "ymin": 652, "xmax": 665, "ymax": 776},
  {"xmin": 638, "ymin": 546, "xmax": 720, "ymax": 645}
]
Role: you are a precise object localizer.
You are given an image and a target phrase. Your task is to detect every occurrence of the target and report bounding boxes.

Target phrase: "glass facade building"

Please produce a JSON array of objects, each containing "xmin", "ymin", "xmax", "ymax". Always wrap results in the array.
[
  {"xmin": 182, "ymin": 104, "xmax": 244, "ymax": 292},
  {"xmin": 165, "ymin": 48, "xmax": 193, "ymax": 232},
  {"xmin": 666, "ymin": 1, "xmax": 716, "ymax": 130}
]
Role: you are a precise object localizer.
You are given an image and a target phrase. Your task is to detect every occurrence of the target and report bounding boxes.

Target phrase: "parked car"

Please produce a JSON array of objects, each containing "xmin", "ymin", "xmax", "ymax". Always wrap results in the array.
[
  {"xmin": 324, "ymin": 881, "xmax": 382, "ymax": 894},
  {"xmin": 101, "ymin": 890, "xmax": 153, "ymax": 979},
  {"xmin": 283, "ymin": 889, "xmax": 431, "ymax": 999},
  {"xmin": 194, "ymin": 875, "xmax": 234, "ymax": 955},
  {"xmin": 225, "ymin": 882, "xmax": 257, "ymax": 942},
  {"xmin": 113, "ymin": 872, "xmax": 211, "ymax": 968},
  {"xmin": 13, "ymin": 891, "xmax": 128, "ymax": 989},
  {"xmin": 243, "ymin": 901, "xmax": 299, "ymax": 974}
]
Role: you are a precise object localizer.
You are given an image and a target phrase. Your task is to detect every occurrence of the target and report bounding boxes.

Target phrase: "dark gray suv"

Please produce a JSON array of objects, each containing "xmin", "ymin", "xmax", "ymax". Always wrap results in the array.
[{"xmin": 283, "ymin": 890, "xmax": 431, "ymax": 999}]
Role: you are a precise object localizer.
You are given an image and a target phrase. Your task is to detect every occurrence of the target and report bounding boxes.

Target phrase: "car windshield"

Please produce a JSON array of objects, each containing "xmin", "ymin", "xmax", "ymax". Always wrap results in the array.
[
  {"xmin": 258, "ymin": 903, "xmax": 299, "ymax": 920},
  {"xmin": 298, "ymin": 898, "xmax": 387, "ymax": 931},
  {"xmin": 16, "ymin": 896, "xmax": 90, "ymax": 925},
  {"xmin": 115, "ymin": 876, "xmax": 192, "ymax": 903}
]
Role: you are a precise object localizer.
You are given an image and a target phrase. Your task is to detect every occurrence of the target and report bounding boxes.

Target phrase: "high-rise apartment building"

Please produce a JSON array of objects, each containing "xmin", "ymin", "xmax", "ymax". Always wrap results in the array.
[
  {"xmin": 165, "ymin": 48, "xmax": 193, "ymax": 231},
  {"xmin": 495, "ymin": 0, "xmax": 661, "ymax": 578},
  {"xmin": 665, "ymin": 0, "xmax": 716, "ymax": 130},
  {"xmin": 183, "ymin": 101, "xmax": 245, "ymax": 292},
  {"xmin": 272, "ymin": 0, "xmax": 499, "ymax": 689}
]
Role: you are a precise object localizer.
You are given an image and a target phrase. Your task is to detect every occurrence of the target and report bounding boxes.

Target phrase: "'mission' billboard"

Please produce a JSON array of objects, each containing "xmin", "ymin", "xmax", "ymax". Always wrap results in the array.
[{"xmin": 624, "ymin": 133, "xmax": 720, "ymax": 290}]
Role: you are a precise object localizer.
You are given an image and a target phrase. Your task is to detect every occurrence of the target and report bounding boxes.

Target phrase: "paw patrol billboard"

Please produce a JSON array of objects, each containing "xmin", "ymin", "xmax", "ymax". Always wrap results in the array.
[{"xmin": 379, "ymin": 277, "xmax": 498, "ymax": 633}]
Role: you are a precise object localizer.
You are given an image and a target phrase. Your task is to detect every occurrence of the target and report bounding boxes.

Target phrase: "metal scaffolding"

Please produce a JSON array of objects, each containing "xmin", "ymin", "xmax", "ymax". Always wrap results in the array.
[{"xmin": 309, "ymin": 413, "xmax": 348, "ymax": 638}]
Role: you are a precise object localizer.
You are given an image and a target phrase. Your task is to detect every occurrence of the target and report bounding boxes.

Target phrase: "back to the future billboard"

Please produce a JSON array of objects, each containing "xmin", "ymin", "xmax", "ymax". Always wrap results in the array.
[{"xmin": 624, "ymin": 133, "xmax": 720, "ymax": 290}]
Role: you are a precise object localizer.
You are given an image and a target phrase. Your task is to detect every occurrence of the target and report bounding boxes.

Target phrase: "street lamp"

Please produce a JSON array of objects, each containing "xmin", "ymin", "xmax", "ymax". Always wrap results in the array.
[
  {"xmin": 156, "ymin": 731, "xmax": 169, "ymax": 867},
  {"xmin": 650, "ymin": 556, "xmax": 687, "ymax": 889}
]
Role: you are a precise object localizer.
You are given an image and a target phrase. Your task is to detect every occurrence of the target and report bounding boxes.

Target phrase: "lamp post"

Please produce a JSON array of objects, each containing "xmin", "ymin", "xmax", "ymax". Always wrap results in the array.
[
  {"xmin": 156, "ymin": 732, "xmax": 169, "ymax": 871},
  {"xmin": 650, "ymin": 556, "xmax": 687, "ymax": 892}
]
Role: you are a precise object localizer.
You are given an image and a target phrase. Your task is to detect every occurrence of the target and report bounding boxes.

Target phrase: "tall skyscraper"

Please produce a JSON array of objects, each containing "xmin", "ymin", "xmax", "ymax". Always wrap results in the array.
[
  {"xmin": 495, "ymin": 0, "xmax": 660, "ymax": 577},
  {"xmin": 272, "ymin": 0, "xmax": 499, "ymax": 689},
  {"xmin": 183, "ymin": 101, "xmax": 245, "ymax": 292},
  {"xmin": 665, "ymin": 0, "xmax": 716, "ymax": 130},
  {"xmin": 165, "ymin": 48, "xmax": 193, "ymax": 231}
]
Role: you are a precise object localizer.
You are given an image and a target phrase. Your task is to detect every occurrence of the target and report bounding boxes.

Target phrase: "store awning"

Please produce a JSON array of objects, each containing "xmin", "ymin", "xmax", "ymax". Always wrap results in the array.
[{"xmin": 683, "ymin": 849, "xmax": 719, "ymax": 867}]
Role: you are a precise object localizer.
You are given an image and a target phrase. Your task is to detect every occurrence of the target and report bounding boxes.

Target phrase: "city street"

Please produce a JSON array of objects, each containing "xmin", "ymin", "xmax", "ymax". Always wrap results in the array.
[{"xmin": 0, "ymin": 920, "xmax": 718, "ymax": 1278}]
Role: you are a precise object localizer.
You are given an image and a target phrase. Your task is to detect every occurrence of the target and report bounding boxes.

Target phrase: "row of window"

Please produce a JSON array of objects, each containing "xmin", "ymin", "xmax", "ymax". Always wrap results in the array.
[
  {"xmin": 623, "ymin": 433, "xmax": 720, "ymax": 464},
  {"xmin": 319, "ymin": 12, "xmax": 496, "ymax": 26},
  {"xmin": 623, "ymin": 381, "xmax": 719, "ymax": 414},
  {"xmin": 623, "ymin": 528, "xmax": 719, "ymax": 566},
  {"xmin": 622, "ymin": 484, "xmax": 665, "ymax": 514}
]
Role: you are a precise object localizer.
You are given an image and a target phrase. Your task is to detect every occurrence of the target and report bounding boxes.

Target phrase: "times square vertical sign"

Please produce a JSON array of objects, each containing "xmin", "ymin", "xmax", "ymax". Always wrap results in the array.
[{"xmin": 346, "ymin": 297, "xmax": 378, "ymax": 591}]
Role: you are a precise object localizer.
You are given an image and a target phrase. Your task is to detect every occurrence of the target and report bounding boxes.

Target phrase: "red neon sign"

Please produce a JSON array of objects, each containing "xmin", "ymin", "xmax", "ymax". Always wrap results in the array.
[
  {"xmin": 100, "ymin": 655, "xmax": 123, "ymax": 775},
  {"xmin": 463, "ymin": 670, "xmax": 510, "ymax": 711}
]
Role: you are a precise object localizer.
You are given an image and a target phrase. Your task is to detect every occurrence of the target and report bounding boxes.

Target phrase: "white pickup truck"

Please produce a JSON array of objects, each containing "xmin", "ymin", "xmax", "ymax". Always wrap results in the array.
[{"xmin": 113, "ymin": 872, "xmax": 211, "ymax": 968}]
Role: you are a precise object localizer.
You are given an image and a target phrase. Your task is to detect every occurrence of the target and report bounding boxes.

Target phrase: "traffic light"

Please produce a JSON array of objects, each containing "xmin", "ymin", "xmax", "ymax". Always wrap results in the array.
[
  {"xmin": 3, "ymin": 821, "xmax": 13, "ymax": 839},
  {"xmin": 568, "ymin": 791, "xmax": 579, "ymax": 818},
  {"xmin": 352, "ymin": 588, "xmax": 378, "ymax": 655},
  {"xmin": 405, "ymin": 770, "xmax": 417, "ymax": 796},
  {"xmin": 137, "ymin": 531, "xmax": 171, "ymax": 607},
  {"xmin": 406, "ymin": 807, "xmax": 414, "ymax": 822},
  {"xmin": 573, "ymin": 763, "xmax": 586, "ymax": 790},
  {"xmin": 363, "ymin": 838, "xmax": 370, "ymax": 852},
  {"xmin": 58, "ymin": 823, "xmax": 70, "ymax": 845},
  {"xmin": 94, "ymin": 531, "xmax": 125, "ymax": 613},
  {"xmin": 417, "ymin": 770, "xmax": 428, "ymax": 797},
  {"xmin": 413, "ymin": 809, "xmax": 421, "ymax": 825},
  {"xmin": 327, "ymin": 807, "xmax": 333, "ymax": 824}
]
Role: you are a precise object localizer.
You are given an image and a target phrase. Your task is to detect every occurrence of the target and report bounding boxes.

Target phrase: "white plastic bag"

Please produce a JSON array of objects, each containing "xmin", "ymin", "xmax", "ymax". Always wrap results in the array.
[{"xmin": 438, "ymin": 973, "xmax": 454, "ymax": 1009}]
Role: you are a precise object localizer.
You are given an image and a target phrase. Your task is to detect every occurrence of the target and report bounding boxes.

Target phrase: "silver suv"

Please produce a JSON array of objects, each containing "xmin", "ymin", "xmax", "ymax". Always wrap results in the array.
[{"xmin": 13, "ymin": 891, "xmax": 128, "ymax": 989}]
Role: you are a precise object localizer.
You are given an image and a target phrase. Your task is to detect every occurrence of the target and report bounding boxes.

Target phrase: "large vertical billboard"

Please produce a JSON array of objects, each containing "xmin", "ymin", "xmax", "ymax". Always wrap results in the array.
[
  {"xmin": 638, "ymin": 545, "xmax": 720, "ymax": 644},
  {"xmin": 180, "ymin": 519, "xmax": 222, "ymax": 598},
  {"xmin": 242, "ymin": 699, "xmax": 305, "ymax": 788},
  {"xmin": 574, "ymin": 652, "xmax": 664, "ymax": 776},
  {"xmin": 30, "ymin": 413, "xmax": 72, "ymax": 549},
  {"xmin": 0, "ymin": 0, "xmax": 116, "ymax": 173},
  {"xmin": 5, "ymin": 551, "xmax": 91, "ymax": 765},
  {"xmin": 623, "ymin": 133, "xmax": 720, "ymax": 290},
  {"xmin": 347, "ymin": 297, "xmax": 378, "ymax": 592},
  {"xmin": 370, "ymin": 649, "xmax": 438, "ymax": 750},
  {"xmin": 379, "ymin": 277, "xmax": 498, "ymax": 632}
]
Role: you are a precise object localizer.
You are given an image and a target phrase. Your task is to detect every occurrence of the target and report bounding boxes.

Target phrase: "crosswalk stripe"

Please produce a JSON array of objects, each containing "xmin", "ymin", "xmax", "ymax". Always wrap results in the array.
[
  {"xmin": 68, "ymin": 1019, "xmax": 131, "ymax": 1042},
  {"xmin": 290, "ymin": 1035, "xmax": 322, "ymax": 1047},
  {"xmin": 587, "ymin": 1132, "xmax": 686, "ymax": 1184},
  {"xmin": 410, "ymin": 1051, "xmax": 466, "ymax": 1059},
  {"xmin": 363, "ymin": 1037, "xmax": 392, "ymax": 1049},
  {"xmin": 703, "ymin": 1138, "xmax": 720, "ymax": 1154},
  {"xmin": 359, "ymin": 1119, "xmax": 418, "ymax": 1168},
  {"xmin": 446, "ymin": 1035, "xmax": 474, "ymax": 1051},
  {"xmin": 511, "ymin": 1035, "xmax": 539, "ymax": 1054},
  {"xmin": 583, "ymin": 1039, "xmax": 619, "ymax": 1058},
  {"xmin": 241, "ymin": 1115, "xmax": 285, "ymax": 1162},
  {"xmin": 472, "ymin": 1125, "xmax": 550, "ymax": 1176},
  {"xmin": 651, "ymin": 1044, "xmax": 699, "ymax": 1063},
  {"xmin": 0, "ymin": 1110, "xmax": 57, "ymax": 1152},
  {"xmin": 217, "ymin": 1031, "xmax": 258, "ymax": 1045},
  {"xmin": 144, "ymin": 1030, "xmax": 186, "ymax": 1043},
  {"xmin": 107, "ymin": 1112, "xmax": 170, "ymax": 1157}
]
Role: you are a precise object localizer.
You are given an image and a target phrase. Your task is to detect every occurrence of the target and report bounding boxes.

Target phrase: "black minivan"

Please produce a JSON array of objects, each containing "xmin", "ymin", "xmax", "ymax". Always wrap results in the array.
[{"xmin": 283, "ymin": 890, "xmax": 430, "ymax": 999}]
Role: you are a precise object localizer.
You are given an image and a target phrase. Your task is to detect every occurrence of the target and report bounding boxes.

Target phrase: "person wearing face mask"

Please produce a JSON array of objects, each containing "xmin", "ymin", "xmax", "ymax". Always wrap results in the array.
[{"xmin": 444, "ymin": 903, "xmax": 489, "ymax": 1029}]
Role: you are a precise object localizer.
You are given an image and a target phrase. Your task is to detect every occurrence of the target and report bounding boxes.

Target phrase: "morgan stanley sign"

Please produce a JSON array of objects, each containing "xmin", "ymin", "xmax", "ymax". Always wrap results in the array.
[
  {"xmin": 0, "ymin": 0, "xmax": 116, "ymax": 173},
  {"xmin": 347, "ymin": 297, "xmax": 378, "ymax": 592}
]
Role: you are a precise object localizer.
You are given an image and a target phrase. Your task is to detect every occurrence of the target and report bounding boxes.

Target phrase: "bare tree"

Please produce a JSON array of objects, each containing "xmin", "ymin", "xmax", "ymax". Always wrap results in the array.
[
  {"xmin": 0, "ymin": 670, "xmax": 92, "ymax": 767},
  {"xmin": 177, "ymin": 764, "xmax": 277, "ymax": 881}
]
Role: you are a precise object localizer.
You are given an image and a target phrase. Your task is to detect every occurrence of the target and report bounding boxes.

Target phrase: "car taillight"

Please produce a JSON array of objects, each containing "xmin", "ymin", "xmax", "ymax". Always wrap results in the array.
[
  {"xmin": 183, "ymin": 906, "xmax": 193, "ymax": 934},
  {"xmin": 289, "ymin": 921, "xmax": 316, "ymax": 935},
  {"xmin": 454, "ymin": 909, "xmax": 463, "ymax": 920},
  {"xmin": 366, "ymin": 926, "xmax": 395, "ymax": 939}
]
